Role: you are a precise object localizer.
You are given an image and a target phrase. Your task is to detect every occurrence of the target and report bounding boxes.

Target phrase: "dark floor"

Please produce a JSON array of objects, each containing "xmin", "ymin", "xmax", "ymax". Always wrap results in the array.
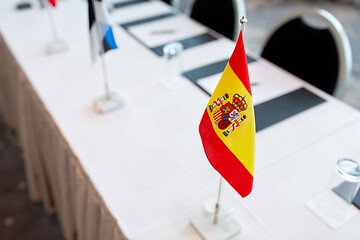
[
  {"xmin": 1, "ymin": 1, "xmax": 360, "ymax": 240},
  {"xmin": 0, "ymin": 116, "xmax": 64, "ymax": 240}
]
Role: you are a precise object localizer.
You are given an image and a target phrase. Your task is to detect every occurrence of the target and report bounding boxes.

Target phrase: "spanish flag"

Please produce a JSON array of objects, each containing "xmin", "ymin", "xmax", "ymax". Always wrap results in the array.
[{"xmin": 199, "ymin": 30, "xmax": 255, "ymax": 198}]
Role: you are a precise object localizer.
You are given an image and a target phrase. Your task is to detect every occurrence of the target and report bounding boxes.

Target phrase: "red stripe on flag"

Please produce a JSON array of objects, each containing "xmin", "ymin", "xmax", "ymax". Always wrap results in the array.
[
  {"xmin": 48, "ymin": 0, "xmax": 56, "ymax": 7},
  {"xmin": 199, "ymin": 110, "xmax": 253, "ymax": 197},
  {"xmin": 229, "ymin": 31, "xmax": 252, "ymax": 96}
]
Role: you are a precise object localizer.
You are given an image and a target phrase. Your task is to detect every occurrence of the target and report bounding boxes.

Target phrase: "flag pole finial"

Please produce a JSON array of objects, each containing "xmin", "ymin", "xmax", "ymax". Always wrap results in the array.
[{"xmin": 240, "ymin": 16, "xmax": 247, "ymax": 33}]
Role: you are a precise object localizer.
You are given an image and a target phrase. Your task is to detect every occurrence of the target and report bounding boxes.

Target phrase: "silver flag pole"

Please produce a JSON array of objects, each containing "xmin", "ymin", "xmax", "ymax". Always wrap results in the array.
[
  {"xmin": 213, "ymin": 176, "xmax": 223, "ymax": 224},
  {"xmin": 213, "ymin": 17, "xmax": 247, "ymax": 225},
  {"xmin": 45, "ymin": 1, "xmax": 59, "ymax": 42},
  {"xmin": 92, "ymin": 0, "xmax": 111, "ymax": 100}
]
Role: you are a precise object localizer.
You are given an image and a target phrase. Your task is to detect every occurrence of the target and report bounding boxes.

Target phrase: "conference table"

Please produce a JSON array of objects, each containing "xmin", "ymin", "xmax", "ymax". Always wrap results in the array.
[{"xmin": 1, "ymin": 0, "xmax": 360, "ymax": 239}]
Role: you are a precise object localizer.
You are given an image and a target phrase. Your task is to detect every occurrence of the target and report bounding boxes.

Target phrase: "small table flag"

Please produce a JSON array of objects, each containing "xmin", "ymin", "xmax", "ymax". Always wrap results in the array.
[
  {"xmin": 88, "ymin": 0, "xmax": 118, "ymax": 62},
  {"xmin": 199, "ymin": 30, "xmax": 255, "ymax": 198},
  {"xmin": 47, "ymin": 0, "xmax": 56, "ymax": 7}
]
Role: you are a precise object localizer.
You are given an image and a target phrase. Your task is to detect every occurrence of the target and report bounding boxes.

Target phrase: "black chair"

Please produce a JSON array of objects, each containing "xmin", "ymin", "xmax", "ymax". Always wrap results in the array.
[
  {"xmin": 188, "ymin": 0, "xmax": 246, "ymax": 41},
  {"xmin": 261, "ymin": 9, "xmax": 352, "ymax": 99}
]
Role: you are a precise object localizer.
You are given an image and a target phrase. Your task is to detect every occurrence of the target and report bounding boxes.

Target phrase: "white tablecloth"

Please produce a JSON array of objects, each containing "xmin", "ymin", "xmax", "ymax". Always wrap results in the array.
[{"xmin": 1, "ymin": 0, "xmax": 360, "ymax": 239}]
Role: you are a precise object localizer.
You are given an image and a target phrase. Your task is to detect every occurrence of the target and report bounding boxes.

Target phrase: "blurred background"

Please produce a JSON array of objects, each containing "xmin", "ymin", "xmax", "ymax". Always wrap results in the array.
[
  {"xmin": 245, "ymin": 0, "xmax": 360, "ymax": 110},
  {"xmin": 1, "ymin": 0, "xmax": 359, "ymax": 239}
]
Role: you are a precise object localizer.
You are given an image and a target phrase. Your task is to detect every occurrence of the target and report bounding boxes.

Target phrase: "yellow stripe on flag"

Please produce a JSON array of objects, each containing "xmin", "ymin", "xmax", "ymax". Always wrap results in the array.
[{"xmin": 206, "ymin": 63, "xmax": 255, "ymax": 176}]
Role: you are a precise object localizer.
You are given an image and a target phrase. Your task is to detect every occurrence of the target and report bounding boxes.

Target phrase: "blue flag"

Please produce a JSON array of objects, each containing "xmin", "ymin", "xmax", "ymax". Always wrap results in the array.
[{"xmin": 88, "ymin": 0, "xmax": 117, "ymax": 62}]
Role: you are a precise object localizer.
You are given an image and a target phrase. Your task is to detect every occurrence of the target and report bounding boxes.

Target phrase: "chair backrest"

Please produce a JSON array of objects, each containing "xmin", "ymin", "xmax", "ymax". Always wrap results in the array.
[
  {"xmin": 171, "ymin": 0, "xmax": 193, "ymax": 13},
  {"xmin": 189, "ymin": 0, "xmax": 246, "ymax": 41},
  {"xmin": 160, "ymin": 0, "xmax": 171, "ymax": 4},
  {"xmin": 261, "ymin": 8, "xmax": 352, "ymax": 99}
]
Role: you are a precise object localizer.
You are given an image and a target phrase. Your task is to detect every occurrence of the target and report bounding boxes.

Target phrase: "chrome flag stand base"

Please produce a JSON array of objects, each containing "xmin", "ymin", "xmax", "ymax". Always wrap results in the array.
[
  {"xmin": 190, "ymin": 204, "xmax": 241, "ymax": 240},
  {"xmin": 93, "ymin": 92, "xmax": 125, "ymax": 114},
  {"xmin": 46, "ymin": 39, "xmax": 68, "ymax": 54}
]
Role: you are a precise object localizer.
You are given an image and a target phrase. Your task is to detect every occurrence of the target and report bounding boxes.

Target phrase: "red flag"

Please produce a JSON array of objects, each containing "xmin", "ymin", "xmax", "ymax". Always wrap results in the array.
[
  {"xmin": 199, "ymin": 31, "xmax": 255, "ymax": 197},
  {"xmin": 47, "ymin": 0, "xmax": 56, "ymax": 7}
]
